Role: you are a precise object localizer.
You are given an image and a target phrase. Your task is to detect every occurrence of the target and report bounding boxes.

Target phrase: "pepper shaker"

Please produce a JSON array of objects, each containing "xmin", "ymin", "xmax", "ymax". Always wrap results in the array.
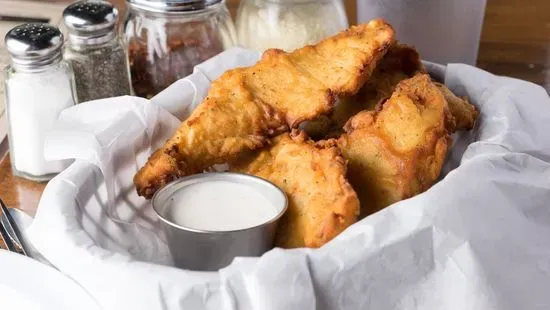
[
  {"xmin": 63, "ymin": 0, "xmax": 132, "ymax": 103},
  {"xmin": 4, "ymin": 23, "xmax": 76, "ymax": 181}
]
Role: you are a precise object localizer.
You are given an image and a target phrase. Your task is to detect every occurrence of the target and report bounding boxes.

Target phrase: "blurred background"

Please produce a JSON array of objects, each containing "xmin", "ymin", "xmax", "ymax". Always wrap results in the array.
[
  {"xmin": 4, "ymin": 0, "xmax": 547, "ymax": 91},
  {"xmin": 6, "ymin": 0, "xmax": 550, "ymax": 90}
]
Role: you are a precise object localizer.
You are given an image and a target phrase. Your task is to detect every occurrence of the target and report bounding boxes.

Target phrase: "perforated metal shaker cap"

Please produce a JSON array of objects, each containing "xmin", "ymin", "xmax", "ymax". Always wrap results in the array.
[
  {"xmin": 5, "ymin": 23, "xmax": 63, "ymax": 67},
  {"xmin": 63, "ymin": 0, "xmax": 118, "ymax": 36},
  {"xmin": 126, "ymin": 0, "xmax": 222, "ymax": 13}
]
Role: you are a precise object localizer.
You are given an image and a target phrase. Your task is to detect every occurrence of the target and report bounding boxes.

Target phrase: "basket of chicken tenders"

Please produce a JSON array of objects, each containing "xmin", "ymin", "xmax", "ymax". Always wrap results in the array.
[{"xmin": 26, "ymin": 19, "xmax": 550, "ymax": 309}]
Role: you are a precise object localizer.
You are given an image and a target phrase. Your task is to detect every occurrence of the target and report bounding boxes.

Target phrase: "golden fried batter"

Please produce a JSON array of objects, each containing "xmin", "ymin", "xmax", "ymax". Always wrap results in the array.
[
  {"xmin": 435, "ymin": 82, "xmax": 478, "ymax": 131},
  {"xmin": 338, "ymin": 74, "xmax": 453, "ymax": 217},
  {"xmin": 302, "ymin": 44, "xmax": 424, "ymax": 139},
  {"xmin": 332, "ymin": 43, "xmax": 426, "ymax": 129},
  {"xmin": 232, "ymin": 131, "xmax": 360, "ymax": 248},
  {"xmin": 134, "ymin": 20, "xmax": 395, "ymax": 198}
]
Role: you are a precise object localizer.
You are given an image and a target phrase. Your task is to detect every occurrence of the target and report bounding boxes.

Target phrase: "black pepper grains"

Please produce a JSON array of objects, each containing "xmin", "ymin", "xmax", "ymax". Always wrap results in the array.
[
  {"xmin": 63, "ymin": 0, "xmax": 132, "ymax": 103},
  {"xmin": 66, "ymin": 42, "xmax": 132, "ymax": 103}
]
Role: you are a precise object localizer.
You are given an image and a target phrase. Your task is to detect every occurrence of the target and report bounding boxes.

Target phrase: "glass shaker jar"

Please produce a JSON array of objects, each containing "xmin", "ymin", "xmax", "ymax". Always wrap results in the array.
[
  {"xmin": 124, "ymin": 0, "xmax": 237, "ymax": 99},
  {"xmin": 4, "ymin": 23, "xmax": 76, "ymax": 181},
  {"xmin": 63, "ymin": 0, "xmax": 132, "ymax": 103},
  {"xmin": 237, "ymin": 0, "xmax": 349, "ymax": 52}
]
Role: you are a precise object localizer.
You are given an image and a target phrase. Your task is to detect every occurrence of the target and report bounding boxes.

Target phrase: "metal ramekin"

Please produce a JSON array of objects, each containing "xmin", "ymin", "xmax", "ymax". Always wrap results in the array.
[{"xmin": 152, "ymin": 172, "xmax": 288, "ymax": 271}]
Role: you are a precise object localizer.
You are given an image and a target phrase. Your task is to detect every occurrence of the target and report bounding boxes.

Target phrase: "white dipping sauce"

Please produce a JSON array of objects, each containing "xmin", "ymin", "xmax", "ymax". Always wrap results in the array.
[{"xmin": 164, "ymin": 180, "xmax": 279, "ymax": 231}]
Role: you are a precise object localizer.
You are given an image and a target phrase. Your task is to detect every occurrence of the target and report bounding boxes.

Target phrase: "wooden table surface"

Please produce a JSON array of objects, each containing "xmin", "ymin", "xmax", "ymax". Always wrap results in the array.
[{"xmin": 1, "ymin": 0, "xmax": 550, "ymax": 249}]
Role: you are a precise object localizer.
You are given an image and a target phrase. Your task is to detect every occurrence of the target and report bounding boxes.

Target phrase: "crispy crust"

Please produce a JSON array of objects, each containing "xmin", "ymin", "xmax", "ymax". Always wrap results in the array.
[
  {"xmin": 134, "ymin": 20, "xmax": 395, "ymax": 198},
  {"xmin": 332, "ymin": 43, "xmax": 426, "ymax": 130},
  {"xmin": 232, "ymin": 130, "xmax": 360, "ymax": 248},
  {"xmin": 302, "ymin": 43, "xmax": 425, "ymax": 139},
  {"xmin": 338, "ymin": 74, "xmax": 452, "ymax": 217},
  {"xmin": 434, "ymin": 82, "xmax": 479, "ymax": 131}
]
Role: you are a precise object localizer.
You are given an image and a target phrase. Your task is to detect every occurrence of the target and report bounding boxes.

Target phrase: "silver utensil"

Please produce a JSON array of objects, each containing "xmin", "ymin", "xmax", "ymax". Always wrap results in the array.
[
  {"xmin": 0, "ymin": 213, "xmax": 18, "ymax": 253},
  {"xmin": 0, "ymin": 198, "xmax": 29, "ymax": 256},
  {"xmin": 0, "ymin": 200, "xmax": 56, "ymax": 268}
]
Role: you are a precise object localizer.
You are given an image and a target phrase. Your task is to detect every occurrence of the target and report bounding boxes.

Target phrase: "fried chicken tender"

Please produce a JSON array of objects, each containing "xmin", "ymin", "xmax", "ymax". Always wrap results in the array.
[
  {"xmin": 338, "ymin": 74, "xmax": 453, "ymax": 217},
  {"xmin": 435, "ymin": 82, "xmax": 478, "ymax": 131},
  {"xmin": 303, "ymin": 45, "xmax": 479, "ymax": 140},
  {"xmin": 302, "ymin": 44, "xmax": 424, "ymax": 139},
  {"xmin": 232, "ymin": 131, "xmax": 360, "ymax": 248},
  {"xmin": 332, "ymin": 43, "xmax": 425, "ymax": 129},
  {"xmin": 134, "ymin": 20, "xmax": 395, "ymax": 198}
]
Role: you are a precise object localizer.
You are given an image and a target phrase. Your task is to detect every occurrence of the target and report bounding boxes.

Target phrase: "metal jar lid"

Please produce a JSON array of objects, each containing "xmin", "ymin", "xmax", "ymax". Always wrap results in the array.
[
  {"xmin": 126, "ymin": 0, "xmax": 222, "ymax": 13},
  {"xmin": 4, "ymin": 23, "xmax": 63, "ymax": 68},
  {"xmin": 63, "ymin": 0, "xmax": 118, "ymax": 45}
]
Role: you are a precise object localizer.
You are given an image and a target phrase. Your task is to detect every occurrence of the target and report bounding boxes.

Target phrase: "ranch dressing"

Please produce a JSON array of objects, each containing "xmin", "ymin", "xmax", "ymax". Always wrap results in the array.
[{"xmin": 164, "ymin": 180, "xmax": 278, "ymax": 231}]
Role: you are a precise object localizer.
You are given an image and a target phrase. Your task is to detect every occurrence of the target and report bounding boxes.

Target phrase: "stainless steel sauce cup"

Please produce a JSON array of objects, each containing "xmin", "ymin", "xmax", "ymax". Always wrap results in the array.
[{"xmin": 152, "ymin": 172, "xmax": 288, "ymax": 271}]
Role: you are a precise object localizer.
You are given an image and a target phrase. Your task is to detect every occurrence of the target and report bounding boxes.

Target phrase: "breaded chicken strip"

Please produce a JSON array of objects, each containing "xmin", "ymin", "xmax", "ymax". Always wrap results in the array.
[
  {"xmin": 332, "ymin": 43, "xmax": 425, "ymax": 129},
  {"xmin": 135, "ymin": 20, "xmax": 395, "ymax": 198},
  {"xmin": 232, "ymin": 131, "xmax": 360, "ymax": 248},
  {"xmin": 338, "ymin": 74, "xmax": 453, "ymax": 217},
  {"xmin": 301, "ymin": 44, "xmax": 424, "ymax": 138},
  {"xmin": 309, "ymin": 45, "xmax": 478, "ymax": 137},
  {"xmin": 435, "ymin": 82, "xmax": 478, "ymax": 131}
]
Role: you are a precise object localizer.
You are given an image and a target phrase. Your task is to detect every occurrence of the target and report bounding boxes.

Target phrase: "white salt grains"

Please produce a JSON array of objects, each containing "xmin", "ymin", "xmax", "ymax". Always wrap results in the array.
[{"xmin": 5, "ymin": 64, "xmax": 75, "ymax": 179}]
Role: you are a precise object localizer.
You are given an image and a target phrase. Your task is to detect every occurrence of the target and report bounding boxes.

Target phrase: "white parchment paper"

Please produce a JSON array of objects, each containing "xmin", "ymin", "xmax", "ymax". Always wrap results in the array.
[{"xmin": 27, "ymin": 48, "xmax": 550, "ymax": 310}]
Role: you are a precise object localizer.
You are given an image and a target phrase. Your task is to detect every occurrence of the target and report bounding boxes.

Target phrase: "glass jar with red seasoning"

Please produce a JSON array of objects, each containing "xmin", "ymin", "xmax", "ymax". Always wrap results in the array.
[{"xmin": 123, "ymin": 0, "xmax": 236, "ymax": 98}]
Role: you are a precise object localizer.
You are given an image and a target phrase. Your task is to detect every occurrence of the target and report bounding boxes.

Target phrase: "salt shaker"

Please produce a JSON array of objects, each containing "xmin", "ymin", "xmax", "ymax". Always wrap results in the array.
[
  {"xmin": 63, "ymin": 0, "xmax": 132, "ymax": 103},
  {"xmin": 4, "ymin": 23, "xmax": 76, "ymax": 181}
]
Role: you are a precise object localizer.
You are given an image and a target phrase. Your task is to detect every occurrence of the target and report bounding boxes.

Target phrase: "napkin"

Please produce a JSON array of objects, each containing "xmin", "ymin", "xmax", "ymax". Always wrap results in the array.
[{"xmin": 27, "ymin": 48, "xmax": 550, "ymax": 309}]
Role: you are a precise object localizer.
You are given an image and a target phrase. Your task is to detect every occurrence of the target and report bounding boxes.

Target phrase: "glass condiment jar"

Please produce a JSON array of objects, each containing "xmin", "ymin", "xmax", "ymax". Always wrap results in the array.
[
  {"xmin": 237, "ymin": 0, "xmax": 349, "ymax": 52},
  {"xmin": 123, "ymin": 0, "xmax": 237, "ymax": 99},
  {"xmin": 4, "ymin": 23, "xmax": 76, "ymax": 181},
  {"xmin": 63, "ymin": 0, "xmax": 132, "ymax": 103}
]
